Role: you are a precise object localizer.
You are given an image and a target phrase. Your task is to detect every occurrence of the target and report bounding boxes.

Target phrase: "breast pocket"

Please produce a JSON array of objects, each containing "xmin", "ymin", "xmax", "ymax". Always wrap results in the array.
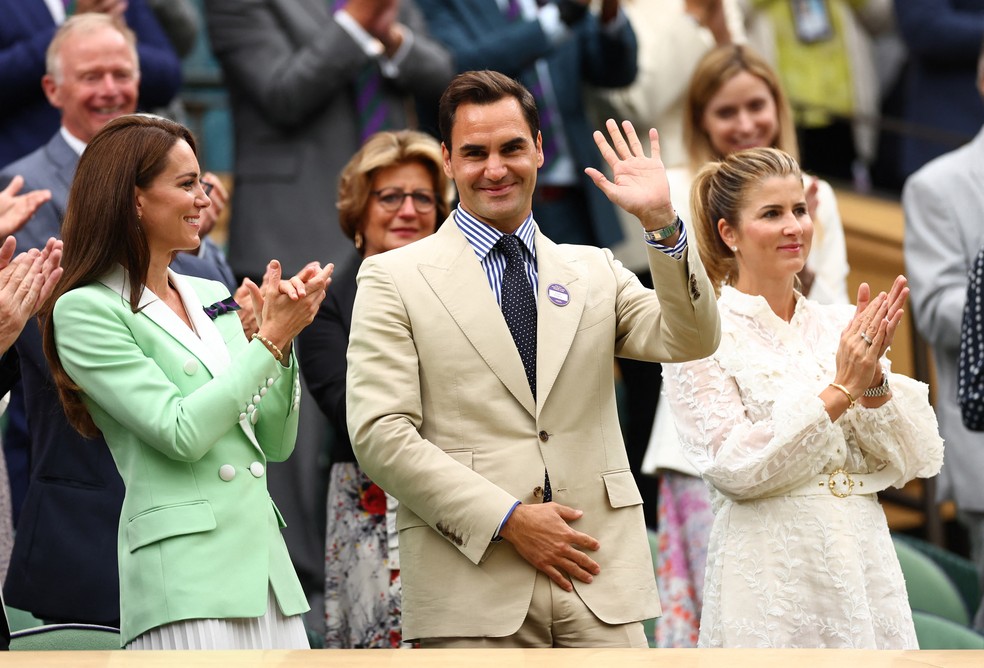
[{"xmin": 126, "ymin": 500, "xmax": 216, "ymax": 552}]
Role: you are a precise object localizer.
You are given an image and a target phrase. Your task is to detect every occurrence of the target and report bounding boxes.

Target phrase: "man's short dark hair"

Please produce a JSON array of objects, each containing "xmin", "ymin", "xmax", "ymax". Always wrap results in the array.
[{"xmin": 438, "ymin": 70, "xmax": 540, "ymax": 150}]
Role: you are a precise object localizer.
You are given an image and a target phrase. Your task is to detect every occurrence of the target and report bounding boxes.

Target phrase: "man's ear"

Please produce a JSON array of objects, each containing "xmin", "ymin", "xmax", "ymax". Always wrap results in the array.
[
  {"xmin": 41, "ymin": 74, "xmax": 61, "ymax": 109},
  {"xmin": 442, "ymin": 142, "xmax": 454, "ymax": 180}
]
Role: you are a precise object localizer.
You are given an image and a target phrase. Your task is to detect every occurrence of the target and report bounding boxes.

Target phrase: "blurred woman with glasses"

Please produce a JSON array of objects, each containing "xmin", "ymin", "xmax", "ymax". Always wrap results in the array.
[{"xmin": 297, "ymin": 129, "xmax": 452, "ymax": 648}]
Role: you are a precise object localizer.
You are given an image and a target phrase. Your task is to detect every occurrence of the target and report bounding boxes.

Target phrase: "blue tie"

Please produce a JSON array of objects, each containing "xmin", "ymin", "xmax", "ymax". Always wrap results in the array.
[{"xmin": 495, "ymin": 234, "xmax": 537, "ymax": 399}]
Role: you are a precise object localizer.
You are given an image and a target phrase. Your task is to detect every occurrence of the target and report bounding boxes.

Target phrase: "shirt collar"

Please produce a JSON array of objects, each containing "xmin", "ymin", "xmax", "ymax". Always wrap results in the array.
[
  {"xmin": 59, "ymin": 126, "xmax": 88, "ymax": 156},
  {"xmin": 454, "ymin": 204, "xmax": 537, "ymax": 261}
]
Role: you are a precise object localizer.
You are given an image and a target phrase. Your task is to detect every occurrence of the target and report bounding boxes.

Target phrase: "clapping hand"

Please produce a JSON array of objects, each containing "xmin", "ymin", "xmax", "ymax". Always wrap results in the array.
[
  {"xmin": 832, "ymin": 276, "xmax": 908, "ymax": 399},
  {"xmin": 0, "ymin": 176, "xmax": 51, "ymax": 238},
  {"xmin": 585, "ymin": 119, "xmax": 677, "ymax": 232},
  {"xmin": 243, "ymin": 260, "xmax": 334, "ymax": 360},
  {"xmin": 0, "ymin": 236, "xmax": 63, "ymax": 353}
]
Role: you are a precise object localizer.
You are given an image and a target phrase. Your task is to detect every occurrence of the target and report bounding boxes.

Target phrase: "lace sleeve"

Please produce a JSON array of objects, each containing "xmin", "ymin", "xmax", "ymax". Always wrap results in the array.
[
  {"xmin": 664, "ymin": 355, "xmax": 845, "ymax": 501},
  {"xmin": 842, "ymin": 373, "xmax": 944, "ymax": 483}
]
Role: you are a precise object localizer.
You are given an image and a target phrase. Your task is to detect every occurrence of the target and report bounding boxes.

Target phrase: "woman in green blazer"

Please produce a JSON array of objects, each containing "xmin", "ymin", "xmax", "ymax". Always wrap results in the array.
[{"xmin": 40, "ymin": 114, "xmax": 333, "ymax": 649}]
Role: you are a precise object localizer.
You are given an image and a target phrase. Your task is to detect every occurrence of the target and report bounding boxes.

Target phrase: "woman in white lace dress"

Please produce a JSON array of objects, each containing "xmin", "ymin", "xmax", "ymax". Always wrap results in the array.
[{"xmin": 662, "ymin": 147, "xmax": 943, "ymax": 648}]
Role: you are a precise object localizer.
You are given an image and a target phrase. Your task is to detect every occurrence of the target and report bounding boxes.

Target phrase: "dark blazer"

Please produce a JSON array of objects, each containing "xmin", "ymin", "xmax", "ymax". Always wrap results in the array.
[
  {"xmin": 0, "ymin": 0, "xmax": 182, "ymax": 169},
  {"xmin": 415, "ymin": 0, "xmax": 637, "ymax": 247},
  {"xmin": 0, "ymin": 132, "xmax": 238, "ymax": 625},
  {"xmin": 203, "ymin": 0, "xmax": 453, "ymax": 279},
  {"xmin": 895, "ymin": 0, "xmax": 984, "ymax": 178},
  {"xmin": 297, "ymin": 259, "xmax": 359, "ymax": 464}
]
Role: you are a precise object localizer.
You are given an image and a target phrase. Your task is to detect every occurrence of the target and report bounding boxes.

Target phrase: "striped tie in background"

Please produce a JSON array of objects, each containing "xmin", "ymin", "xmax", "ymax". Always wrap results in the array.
[{"xmin": 332, "ymin": 0, "xmax": 395, "ymax": 144}]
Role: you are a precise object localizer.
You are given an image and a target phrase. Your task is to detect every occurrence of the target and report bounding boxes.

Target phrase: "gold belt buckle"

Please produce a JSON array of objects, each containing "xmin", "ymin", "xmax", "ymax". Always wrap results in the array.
[{"xmin": 827, "ymin": 469, "xmax": 855, "ymax": 498}]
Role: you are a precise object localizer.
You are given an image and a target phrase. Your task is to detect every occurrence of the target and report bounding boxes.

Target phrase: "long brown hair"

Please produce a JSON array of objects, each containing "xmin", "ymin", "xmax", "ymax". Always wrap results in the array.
[{"xmin": 42, "ymin": 114, "xmax": 197, "ymax": 437}]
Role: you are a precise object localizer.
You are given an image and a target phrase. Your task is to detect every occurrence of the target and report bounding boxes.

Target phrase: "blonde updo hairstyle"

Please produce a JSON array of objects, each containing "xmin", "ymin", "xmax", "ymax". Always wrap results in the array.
[{"xmin": 690, "ymin": 147, "xmax": 802, "ymax": 296}]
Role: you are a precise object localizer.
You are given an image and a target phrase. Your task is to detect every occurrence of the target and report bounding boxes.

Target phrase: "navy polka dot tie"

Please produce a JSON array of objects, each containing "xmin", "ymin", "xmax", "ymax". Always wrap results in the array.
[{"xmin": 495, "ymin": 234, "xmax": 537, "ymax": 399}]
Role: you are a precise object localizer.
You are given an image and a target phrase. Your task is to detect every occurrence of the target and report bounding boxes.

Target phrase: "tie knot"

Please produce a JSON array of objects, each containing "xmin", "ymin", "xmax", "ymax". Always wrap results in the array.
[{"xmin": 495, "ymin": 234, "xmax": 525, "ymax": 263}]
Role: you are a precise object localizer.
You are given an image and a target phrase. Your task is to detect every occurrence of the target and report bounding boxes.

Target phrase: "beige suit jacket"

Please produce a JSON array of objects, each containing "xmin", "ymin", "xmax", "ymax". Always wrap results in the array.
[{"xmin": 347, "ymin": 217, "xmax": 720, "ymax": 640}]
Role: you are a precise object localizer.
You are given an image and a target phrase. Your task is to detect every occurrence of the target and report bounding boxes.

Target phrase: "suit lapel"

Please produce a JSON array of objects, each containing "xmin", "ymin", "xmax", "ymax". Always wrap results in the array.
[
  {"xmin": 418, "ymin": 221, "xmax": 536, "ymax": 416},
  {"xmin": 46, "ymin": 133, "xmax": 77, "ymax": 235},
  {"xmin": 533, "ymin": 232, "xmax": 583, "ymax": 415}
]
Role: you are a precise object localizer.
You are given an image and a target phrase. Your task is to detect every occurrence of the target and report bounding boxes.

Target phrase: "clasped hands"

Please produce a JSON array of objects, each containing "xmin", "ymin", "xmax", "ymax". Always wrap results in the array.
[
  {"xmin": 240, "ymin": 259, "xmax": 334, "ymax": 358},
  {"xmin": 833, "ymin": 275, "xmax": 908, "ymax": 404}
]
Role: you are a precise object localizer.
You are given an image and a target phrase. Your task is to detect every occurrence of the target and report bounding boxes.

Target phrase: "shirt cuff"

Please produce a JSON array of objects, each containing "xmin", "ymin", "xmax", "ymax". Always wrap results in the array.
[
  {"xmin": 492, "ymin": 500, "xmax": 522, "ymax": 542},
  {"xmin": 335, "ymin": 9, "xmax": 384, "ymax": 58},
  {"xmin": 537, "ymin": 3, "xmax": 568, "ymax": 44},
  {"xmin": 644, "ymin": 218, "xmax": 688, "ymax": 260}
]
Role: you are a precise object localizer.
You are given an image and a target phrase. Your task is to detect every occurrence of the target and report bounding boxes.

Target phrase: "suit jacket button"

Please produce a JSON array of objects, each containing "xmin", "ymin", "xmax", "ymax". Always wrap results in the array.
[
  {"xmin": 538, "ymin": 430, "xmax": 549, "ymax": 442},
  {"xmin": 533, "ymin": 486, "xmax": 542, "ymax": 499},
  {"xmin": 218, "ymin": 464, "xmax": 236, "ymax": 481},
  {"xmin": 249, "ymin": 461, "xmax": 265, "ymax": 478},
  {"xmin": 183, "ymin": 359, "xmax": 199, "ymax": 375}
]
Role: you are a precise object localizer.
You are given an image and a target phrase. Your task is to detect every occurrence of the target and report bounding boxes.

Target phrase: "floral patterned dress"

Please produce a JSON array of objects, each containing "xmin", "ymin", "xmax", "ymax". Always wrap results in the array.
[
  {"xmin": 662, "ymin": 287, "xmax": 944, "ymax": 648},
  {"xmin": 324, "ymin": 463, "xmax": 402, "ymax": 648}
]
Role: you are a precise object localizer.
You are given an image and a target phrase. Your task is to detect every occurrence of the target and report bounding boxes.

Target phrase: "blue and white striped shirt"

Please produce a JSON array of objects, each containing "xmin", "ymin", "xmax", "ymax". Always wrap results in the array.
[
  {"xmin": 453, "ymin": 204, "xmax": 689, "ymax": 294},
  {"xmin": 455, "ymin": 206, "xmax": 540, "ymax": 305}
]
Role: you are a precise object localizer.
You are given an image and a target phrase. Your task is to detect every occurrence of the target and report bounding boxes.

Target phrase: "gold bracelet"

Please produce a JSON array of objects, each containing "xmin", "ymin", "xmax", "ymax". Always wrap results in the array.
[
  {"xmin": 828, "ymin": 382, "xmax": 856, "ymax": 408},
  {"xmin": 251, "ymin": 333, "xmax": 283, "ymax": 361}
]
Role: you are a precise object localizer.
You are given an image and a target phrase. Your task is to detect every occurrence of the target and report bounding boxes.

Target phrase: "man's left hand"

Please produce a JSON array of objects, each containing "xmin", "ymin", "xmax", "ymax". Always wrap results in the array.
[{"xmin": 584, "ymin": 119, "xmax": 676, "ymax": 232}]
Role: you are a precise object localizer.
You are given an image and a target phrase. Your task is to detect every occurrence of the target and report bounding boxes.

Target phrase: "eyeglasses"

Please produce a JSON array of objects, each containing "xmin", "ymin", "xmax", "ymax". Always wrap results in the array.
[
  {"xmin": 371, "ymin": 188, "xmax": 437, "ymax": 213},
  {"xmin": 202, "ymin": 181, "xmax": 214, "ymax": 197}
]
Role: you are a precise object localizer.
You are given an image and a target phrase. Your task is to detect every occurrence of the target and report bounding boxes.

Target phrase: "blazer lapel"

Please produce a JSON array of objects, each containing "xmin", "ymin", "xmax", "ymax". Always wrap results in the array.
[
  {"xmin": 533, "ymin": 232, "xmax": 583, "ymax": 415},
  {"xmin": 99, "ymin": 267, "xmax": 230, "ymax": 378},
  {"xmin": 418, "ymin": 221, "xmax": 536, "ymax": 416},
  {"xmin": 47, "ymin": 133, "xmax": 77, "ymax": 220},
  {"xmin": 98, "ymin": 267, "xmax": 265, "ymax": 455}
]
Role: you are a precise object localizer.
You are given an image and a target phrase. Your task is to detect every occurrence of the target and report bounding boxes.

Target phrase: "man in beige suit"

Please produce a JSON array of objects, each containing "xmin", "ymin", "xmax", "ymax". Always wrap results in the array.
[{"xmin": 347, "ymin": 70, "xmax": 720, "ymax": 647}]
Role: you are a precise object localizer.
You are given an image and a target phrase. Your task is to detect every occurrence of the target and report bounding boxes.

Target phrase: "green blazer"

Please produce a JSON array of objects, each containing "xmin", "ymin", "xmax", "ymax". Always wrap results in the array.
[{"xmin": 53, "ymin": 266, "xmax": 308, "ymax": 645}]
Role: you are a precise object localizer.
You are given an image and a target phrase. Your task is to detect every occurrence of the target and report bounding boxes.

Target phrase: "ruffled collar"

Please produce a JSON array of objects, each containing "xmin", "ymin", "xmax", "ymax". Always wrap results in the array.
[{"xmin": 719, "ymin": 285, "xmax": 807, "ymax": 328}]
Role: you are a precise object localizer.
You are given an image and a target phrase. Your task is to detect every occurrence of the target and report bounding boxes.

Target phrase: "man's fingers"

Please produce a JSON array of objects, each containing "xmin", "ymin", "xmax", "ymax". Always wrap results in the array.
[
  {"xmin": 591, "ymin": 130, "xmax": 619, "ymax": 168},
  {"xmin": 621, "ymin": 120, "xmax": 644, "ymax": 156},
  {"xmin": 605, "ymin": 118, "xmax": 632, "ymax": 160},
  {"xmin": 543, "ymin": 566, "xmax": 574, "ymax": 592},
  {"xmin": 1, "ymin": 175, "xmax": 24, "ymax": 198}
]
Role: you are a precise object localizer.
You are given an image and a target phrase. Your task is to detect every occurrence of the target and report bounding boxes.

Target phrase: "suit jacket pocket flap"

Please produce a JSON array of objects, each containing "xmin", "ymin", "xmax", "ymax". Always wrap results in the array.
[
  {"xmin": 127, "ymin": 500, "xmax": 216, "ymax": 552},
  {"xmin": 602, "ymin": 469, "xmax": 644, "ymax": 509}
]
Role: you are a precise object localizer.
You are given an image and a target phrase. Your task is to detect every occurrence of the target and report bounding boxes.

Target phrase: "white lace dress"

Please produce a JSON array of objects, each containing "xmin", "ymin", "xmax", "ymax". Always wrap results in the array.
[{"xmin": 663, "ymin": 287, "xmax": 944, "ymax": 648}]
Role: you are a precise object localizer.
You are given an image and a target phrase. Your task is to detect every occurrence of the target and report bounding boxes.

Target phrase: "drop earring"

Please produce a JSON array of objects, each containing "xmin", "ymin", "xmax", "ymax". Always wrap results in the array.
[{"xmin": 354, "ymin": 231, "xmax": 363, "ymax": 251}]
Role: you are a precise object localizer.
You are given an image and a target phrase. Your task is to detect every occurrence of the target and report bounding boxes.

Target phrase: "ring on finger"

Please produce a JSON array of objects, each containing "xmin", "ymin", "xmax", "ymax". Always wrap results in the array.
[{"xmin": 859, "ymin": 331, "xmax": 873, "ymax": 346}]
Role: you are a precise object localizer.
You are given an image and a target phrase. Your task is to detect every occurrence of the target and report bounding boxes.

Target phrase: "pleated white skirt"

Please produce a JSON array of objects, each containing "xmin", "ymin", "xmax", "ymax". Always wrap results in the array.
[{"xmin": 126, "ymin": 583, "xmax": 309, "ymax": 650}]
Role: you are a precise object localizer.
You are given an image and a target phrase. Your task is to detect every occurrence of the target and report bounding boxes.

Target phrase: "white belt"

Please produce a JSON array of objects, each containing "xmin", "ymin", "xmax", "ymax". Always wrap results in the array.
[{"xmin": 786, "ymin": 466, "xmax": 899, "ymax": 498}]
